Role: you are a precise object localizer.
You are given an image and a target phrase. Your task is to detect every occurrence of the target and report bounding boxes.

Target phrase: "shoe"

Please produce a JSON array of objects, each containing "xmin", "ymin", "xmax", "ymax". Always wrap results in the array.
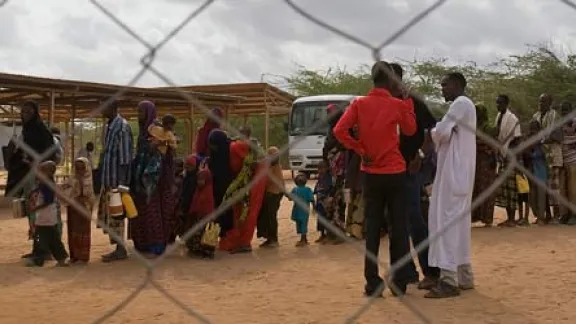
[
  {"xmin": 458, "ymin": 283, "xmax": 475, "ymax": 290},
  {"xmin": 424, "ymin": 280, "xmax": 461, "ymax": 298},
  {"xmin": 25, "ymin": 258, "xmax": 41, "ymax": 267},
  {"xmin": 259, "ymin": 240, "xmax": 279, "ymax": 248},
  {"xmin": 417, "ymin": 276, "xmax": 438, "ymax": 290},
  {"xmin": 314, "ymin": 235, "xmax": 327, "ymax": 243},
  {"xmin": 55, "ymin": 260, "xmax": 70, "ymax": 267},
  {"xmin": 102, "ymin": 251, "xmax": 128, "ymax": 263},
  {"xmin": 364, "ymin": 282, "xmax": 385, "ymax": 298},
  {"xmin": 295, "ymin": 240, "xmax": 309, "ymax": 247},
  {"xmin": 230, "ymin": 246, "xmax": 252, "ymax": 254},
  {"xmin": 390, "ymin": 282, "xmax": 407, "ymax": 297}
]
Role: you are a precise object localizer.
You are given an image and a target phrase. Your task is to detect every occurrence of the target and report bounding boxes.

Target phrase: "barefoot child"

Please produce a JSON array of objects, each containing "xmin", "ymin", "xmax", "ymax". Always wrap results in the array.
[
  {"xmin": 27, "ymin": 161, "xmax": 68, "ymax": 267},
  {"xmin": 289, "ymin": 173, "xmax": 314, "ymax": 247}
]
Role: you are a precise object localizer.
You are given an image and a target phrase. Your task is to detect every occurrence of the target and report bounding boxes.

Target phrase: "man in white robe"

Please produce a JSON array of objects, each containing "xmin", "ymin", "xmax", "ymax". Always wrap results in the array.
[{"xmin": 425, "ymin": 72, "xmax": 477, "ymax": 298}]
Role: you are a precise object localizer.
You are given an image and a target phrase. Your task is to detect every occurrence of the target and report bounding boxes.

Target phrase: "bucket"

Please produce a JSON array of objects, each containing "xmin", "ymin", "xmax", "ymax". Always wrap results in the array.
[{"xmin": 107, "ymin": 189, "xmax": 124, "ymax": 217}]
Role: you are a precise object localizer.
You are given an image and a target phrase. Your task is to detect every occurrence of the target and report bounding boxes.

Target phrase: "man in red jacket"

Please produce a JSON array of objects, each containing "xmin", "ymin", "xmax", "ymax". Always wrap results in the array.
[{"xmin": 333, "ymin": 61, "xmax": 417, "ymax": 297}]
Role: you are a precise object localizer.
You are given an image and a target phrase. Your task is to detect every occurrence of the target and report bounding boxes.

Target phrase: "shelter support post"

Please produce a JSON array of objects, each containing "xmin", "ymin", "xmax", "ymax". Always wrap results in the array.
[
  {"xmin": 70, "ymin": 100, "xmax": 76, "ymax": 174},
  {"xmin": 48, "ymin": 91, "xmax": 55, "ymax": 127},
  {"xmin": 189, "ymin": 104, "xmax": 195, "ymax": 153},
  {"xmin": 264, "ymin": 104, "xmax": 270, "ymax": 148}
]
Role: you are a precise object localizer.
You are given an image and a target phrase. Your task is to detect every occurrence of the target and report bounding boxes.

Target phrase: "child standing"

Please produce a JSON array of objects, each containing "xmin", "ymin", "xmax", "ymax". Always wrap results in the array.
[
  {"xmin": 27, "ymin": 161, "xmax": 68, "ymax": 267},
  {"xmin": 66, "ymin": 157, "xmax": 95, "ymax": 264},
  {"xmin": 314, "ymin": 161, "xmax": 332, "ymax": 243},
  {"xmin": 290, "ymin": 173, "xmax": 314, "ymax": 247},
  {"xmin": 516, "ymin": 171, "xmax": 530, "ymax": 226},
  {"xmin": 188, "ymin": 167, "xmax": 216, "ymax": 259}
]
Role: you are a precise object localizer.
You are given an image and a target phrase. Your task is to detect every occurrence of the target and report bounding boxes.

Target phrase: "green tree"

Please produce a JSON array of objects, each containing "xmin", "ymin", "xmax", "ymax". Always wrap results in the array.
[{"xmin": 283, "ymin": 65, "xmax": 373, "ymax": 96}]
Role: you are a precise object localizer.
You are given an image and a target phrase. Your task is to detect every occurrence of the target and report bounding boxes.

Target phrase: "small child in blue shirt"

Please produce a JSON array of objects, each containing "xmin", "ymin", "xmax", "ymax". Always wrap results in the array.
[{"xmin": 290, "ymin": 173, "xmax": 314, "ymax": 247}]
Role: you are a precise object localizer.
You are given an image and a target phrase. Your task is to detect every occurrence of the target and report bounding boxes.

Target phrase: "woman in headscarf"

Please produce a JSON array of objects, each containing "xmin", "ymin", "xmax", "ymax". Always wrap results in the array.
[
  {"xmin": 195, "ymin": 108, "xmax": 224, "ymax": 158},
  {"xmin": 473, "ymin": 104, "xmax": 498, "ymax": 226},
  {"xmin": 218, "ymin": 133, "xmax": 267, "ymax": 253},
  {"xmin": 66, "ymin": 157, "xmax": 95, "ymax": 264},
  {"xmin": 256, "ymin": 146, "xmax": 286, "ymax": 247},
  {"xmin": 8, "ymin": 101, "xmax": 60, "ymax": 259},
  {"xmin": 207, "ymin": 129, "xmax": 234, "ymax": 235},
  {"xmin": 129, "ymin": 100, "xmax": 177, "ymax": 258},
  {"xmin": 322, "ymin": 103, "xmax": 348, "ymax": 244}
]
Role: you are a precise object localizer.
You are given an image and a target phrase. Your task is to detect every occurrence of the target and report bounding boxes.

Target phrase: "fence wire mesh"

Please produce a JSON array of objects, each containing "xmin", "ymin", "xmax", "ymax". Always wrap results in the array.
[{"xmin": 3, "ymin": 0, "xmax": 576, "ymax": 323}]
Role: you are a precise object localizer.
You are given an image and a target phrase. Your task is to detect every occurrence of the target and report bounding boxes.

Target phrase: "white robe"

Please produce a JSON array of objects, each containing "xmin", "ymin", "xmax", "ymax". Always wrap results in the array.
[{"xmin": 428, "ymin": 96, "xmax": 477, "ymax": 272}]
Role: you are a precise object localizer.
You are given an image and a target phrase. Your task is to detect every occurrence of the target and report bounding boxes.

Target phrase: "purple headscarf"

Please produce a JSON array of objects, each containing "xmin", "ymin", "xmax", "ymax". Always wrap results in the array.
[{"xmin": 138, "ymin": 100, "xmax": 157, "ymax": 142}]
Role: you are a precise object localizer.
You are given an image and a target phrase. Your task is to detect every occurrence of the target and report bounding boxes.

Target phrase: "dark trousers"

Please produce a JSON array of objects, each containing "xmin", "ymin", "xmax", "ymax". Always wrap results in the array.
[
  {"xmin": 257, "ymin": 192, "xmax": 283, "ymax": 242},
  {"xmin": 363, "ymin": 172, "xmax": 413, "ymax": 292},
  {"xmin": 32, "ymin": 225, "xmax": 68, "ymax": 266},
  {"xmin": 406, "ymin": 173, "xmax": 440, "ymax": 279}
]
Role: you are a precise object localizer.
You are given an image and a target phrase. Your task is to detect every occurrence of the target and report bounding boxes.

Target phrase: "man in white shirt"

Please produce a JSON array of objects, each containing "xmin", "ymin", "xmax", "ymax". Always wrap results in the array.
[
  {"xmin": 426, "ymin": 72, "xmax": 476, "ymax": 298},
  {"xmin": 494, "ymin": 95, "xmax": 522, "ymax": 226},
  {"xmin": 494, "ymin": 94, "xmax": 521, "ymax": 151}
]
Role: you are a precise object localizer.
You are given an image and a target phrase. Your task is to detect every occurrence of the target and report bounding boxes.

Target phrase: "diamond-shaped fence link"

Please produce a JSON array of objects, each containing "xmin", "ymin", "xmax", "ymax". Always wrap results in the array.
[{"xmin": 3, "ymin": 0, "xmax": 576, "ymax": 323}]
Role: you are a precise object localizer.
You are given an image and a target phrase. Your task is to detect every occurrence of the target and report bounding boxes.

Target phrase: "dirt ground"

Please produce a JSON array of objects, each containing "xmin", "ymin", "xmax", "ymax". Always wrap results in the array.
[{"xmin": 1, "ymin": 180, "xmax": 576, "ymax": 324}]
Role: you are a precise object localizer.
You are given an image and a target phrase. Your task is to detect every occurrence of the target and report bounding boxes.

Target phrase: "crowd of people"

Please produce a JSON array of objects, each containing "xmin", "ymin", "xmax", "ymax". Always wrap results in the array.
[{"xmin": 4, "ymin": 60, "xmax": 574, "ymax": 300}]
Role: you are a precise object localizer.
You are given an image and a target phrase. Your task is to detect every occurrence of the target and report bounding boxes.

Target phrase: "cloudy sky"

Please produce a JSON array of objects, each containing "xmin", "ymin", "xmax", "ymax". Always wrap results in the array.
[{"xmin": 1, "ymin": 0, "xmax": 575, "ymax": 88}]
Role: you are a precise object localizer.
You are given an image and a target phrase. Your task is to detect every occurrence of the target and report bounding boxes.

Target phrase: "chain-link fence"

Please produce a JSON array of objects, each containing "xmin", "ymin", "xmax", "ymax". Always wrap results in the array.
[{"xmin": 3, "ymin": 0, "xmax": 576, "ymax": 323}]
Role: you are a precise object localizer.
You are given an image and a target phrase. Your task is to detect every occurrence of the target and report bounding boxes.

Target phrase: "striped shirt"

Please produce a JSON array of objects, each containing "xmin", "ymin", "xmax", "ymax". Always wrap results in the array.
[
  {"xmin": 562, "ymin": 120, "xmax": 576, "ymax": 165},
  {"xmin": 100, "ymin": 115, "xmax": 133, "ymax": 189}
]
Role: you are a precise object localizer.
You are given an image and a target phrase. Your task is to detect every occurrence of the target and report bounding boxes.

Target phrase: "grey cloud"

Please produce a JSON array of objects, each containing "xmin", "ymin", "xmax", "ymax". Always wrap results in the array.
[
  {"xmin": 2, "ymin": 0, "xmax": 576, "ymax": 87},
  {"xmin": 0, "ymin": 2, "xmax": 27, "ymax": 47}
]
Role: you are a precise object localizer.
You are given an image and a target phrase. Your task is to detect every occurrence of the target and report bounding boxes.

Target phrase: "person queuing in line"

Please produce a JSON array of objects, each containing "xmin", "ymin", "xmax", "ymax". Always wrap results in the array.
[
  {"xmin": 558, "ymin": 101, "xmax": 576, "ymax": 224},
  {"xmin": 525, "ymin": 121, "xmax": 549, "ymax": 224},
  {"xmin": 333, "ymin": 60, "xmax": 416, "ymax": 297},
  {"xmin": 130, "ymin": 100, "xmax": 177, "ymax": 259},
  {"xmin": 532, "ymin": 93, "xmax": 562, "ymax": 223},
  {"xmin": 256, "ymin": 146, "xmax": 286, "ymax": 248},
  {"xmin": 494, "ymin": 94, "xmax": 522, "ymax": 227},
  {"xmin": 288, "ymin": 173, "xmax": 315, "ymax": 247},
  {"xmin": 26, "ymin": 161, "xmax": 68, "ymax": 268},
  {"xmin": 65, "ymin": 157, "xmax": 95, "ymax": 265},
  {"xmin": 389, "ymin": 62, "xmax": 440, "ymax": 290},
  {"xmin": 472, "ymin": 104, "xmax": 498, "ymax": 227},
  {"xmin": 426, "ymin": 72, "xmax": 476, "ymax": 299},
  {"xmin": 97, "ymin": 99, "xmax": 134, "ymax": 263},
  {"xmin": 314, "ymin": 160, "xmax": 332, "ymax": 243}
]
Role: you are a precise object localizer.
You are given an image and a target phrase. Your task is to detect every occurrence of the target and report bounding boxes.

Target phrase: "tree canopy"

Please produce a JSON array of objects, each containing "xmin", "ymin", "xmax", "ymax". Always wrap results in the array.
[{"xmin": 282, "ymin": 44, "xmax": 576, "ymax": 127}]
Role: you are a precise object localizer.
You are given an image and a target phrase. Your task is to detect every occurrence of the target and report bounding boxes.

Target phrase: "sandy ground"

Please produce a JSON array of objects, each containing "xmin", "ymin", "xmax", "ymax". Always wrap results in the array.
[{"xmin": 1, "ymin": 180, "xmax": 576, "ymax": 324}]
